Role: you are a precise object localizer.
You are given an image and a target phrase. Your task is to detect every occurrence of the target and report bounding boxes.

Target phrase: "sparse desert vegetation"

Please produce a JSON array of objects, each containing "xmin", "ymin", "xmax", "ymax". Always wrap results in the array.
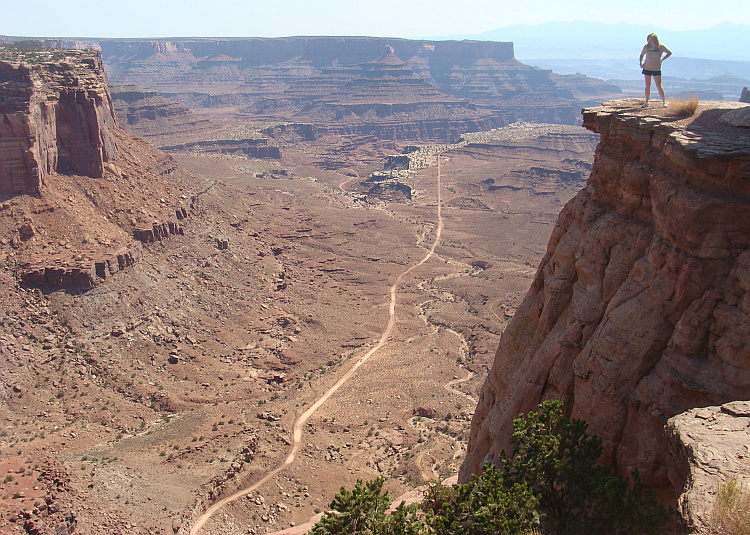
[
  {"xmin": 3, "ymin": 34, "xmax": 750, "ymax": 535},
  {"xmin": 711, "ymin": 479, "xmax": 750, "ymax": 535},
  {"xmin": 0, "ymin": 50, "xmax": 598, "ymax": 533},
  {"xmin": 0, "ymin": 44, "xmax": 70, "ymax": 63},
  {"xmin": 668, "ymin": 95, "xmax": 700, "ymax": 116}
]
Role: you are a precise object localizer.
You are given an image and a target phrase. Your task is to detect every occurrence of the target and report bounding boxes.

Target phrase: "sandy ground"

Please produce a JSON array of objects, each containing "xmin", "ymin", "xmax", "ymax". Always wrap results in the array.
[{"xmin": 0, "ymin": 124, "xmax": 597, "ymax": 535}]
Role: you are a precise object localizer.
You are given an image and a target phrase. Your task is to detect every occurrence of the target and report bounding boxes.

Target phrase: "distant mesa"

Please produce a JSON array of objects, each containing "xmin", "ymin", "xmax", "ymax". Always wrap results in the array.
[
  {"xmin": 109, "ymin": 84, "xmax": 212, "ymax": 142},
  {"xmin": 1, "ymin": 45, "xmax": 191, "ymax": 290},
  {"xmin": 5, "ymin": 37, "xmax": 621, "ymax": 143},
  {"xmin": 159, "ymin": 137, "xmax": 281, "ymax": 159},
  {"xmin": 92, "ymin": 36, "xmax": 620, "ymax": 141},
  {"xmin": 371, "ymin": 45, "xmax": 405, "ymax": 65}
]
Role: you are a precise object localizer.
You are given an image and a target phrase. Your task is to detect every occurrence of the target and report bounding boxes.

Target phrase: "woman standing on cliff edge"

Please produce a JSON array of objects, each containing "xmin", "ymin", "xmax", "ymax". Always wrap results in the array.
[{"xmin": 640, "ymin": 33, "xmax": 672, "ymax": 107}]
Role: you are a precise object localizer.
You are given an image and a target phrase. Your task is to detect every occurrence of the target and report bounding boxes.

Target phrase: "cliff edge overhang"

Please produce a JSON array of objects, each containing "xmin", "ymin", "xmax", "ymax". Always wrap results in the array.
[
  {"xmin": 461, "ymin": 98, "xmax": 750, "ymax": 506},
  {"xmin": 582, "ymin": 99, "xmax": 750, "ymax": 261},
  {"xmin": 0, "ymin": 48, "xmax": 118, "ymax": 195},
  {"xmin": 666, "ymin": 401, "xmax": 750, "ymax": 532}
]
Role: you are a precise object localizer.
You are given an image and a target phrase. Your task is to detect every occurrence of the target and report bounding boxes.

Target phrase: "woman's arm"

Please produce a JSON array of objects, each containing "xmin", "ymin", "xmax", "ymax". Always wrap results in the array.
[
  {"xmin": 661, "ymin": 45, "xmax": 672, "ymax": 62},
  {"xmin": 639, "ymin": 46, "xmax": 647, "ymax": 66}
]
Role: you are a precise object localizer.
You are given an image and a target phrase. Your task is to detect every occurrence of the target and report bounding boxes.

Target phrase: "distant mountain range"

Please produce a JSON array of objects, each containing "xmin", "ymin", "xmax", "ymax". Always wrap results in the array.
[{"xmin": 436, "ymin": 21, "xmax": 750, "ymax": 62}]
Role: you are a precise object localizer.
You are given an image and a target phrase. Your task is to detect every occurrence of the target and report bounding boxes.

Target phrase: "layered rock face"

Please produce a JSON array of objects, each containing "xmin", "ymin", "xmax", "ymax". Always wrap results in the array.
[
  {"xmin": 1, "ymin": 47, "xmax": 191, "ymax": 290},
  {"xmin": 461, "ymin": 99, "xmax": 750, "ymax": 501},
  {"xmin": 0, "ymin": 49, "xmax": 118, "ymax": 194},
  {"xmin": 95, "ymin": 37, "xmax": 618, "ymax": 138},
  {"xmin": 100, "ymin": 37, "xmax": 514, "ymax": 82},
  {"xmin": 110, "ymin": 84, "xmax": 211, "ymax": 142}
]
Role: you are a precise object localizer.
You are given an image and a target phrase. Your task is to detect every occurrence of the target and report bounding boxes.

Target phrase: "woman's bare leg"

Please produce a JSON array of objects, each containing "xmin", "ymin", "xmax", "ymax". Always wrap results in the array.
[
  {"xmin": 654, "ymin": 74, "xmax": 665, "ymax": 104},
  {"xmin": 643, "ymin": 74, "xmax": 652, "ymax": 106}
]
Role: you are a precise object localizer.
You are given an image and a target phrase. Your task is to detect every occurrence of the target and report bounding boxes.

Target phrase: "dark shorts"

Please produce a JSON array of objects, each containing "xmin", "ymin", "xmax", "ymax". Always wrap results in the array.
[{"xmin": 642, "ymin": 69, "xmax": 661, "ymax": 76}]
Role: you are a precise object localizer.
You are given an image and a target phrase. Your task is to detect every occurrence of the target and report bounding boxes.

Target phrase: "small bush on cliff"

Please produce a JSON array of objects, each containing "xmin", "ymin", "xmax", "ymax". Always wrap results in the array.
[
  {"xmin": 425, "ymin": 464, "xmax": 540, "ymax": 535},
  {"xmin": 498, "ymin": 400, "xmax": 668, "ymax": 535},
  {"xmin": 667, "ymin": 95, "xmax": 700, "ymax": 116},
  {"xmin": 310, "ymin": 477, "xmax": 424, "ymax": 535},
  {"xmin": 0, "ymin": 45, "xmax": 68, "ymax": 64},
  {"xmin": 710, "ymin": 479, "xmax": 750, "ymax": 535}
]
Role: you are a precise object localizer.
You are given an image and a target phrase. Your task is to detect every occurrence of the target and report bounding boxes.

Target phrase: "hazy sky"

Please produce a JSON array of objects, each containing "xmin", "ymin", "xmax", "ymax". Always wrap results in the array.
[{"xmin": 2, "ymin": 0, "xmax": 748, "ymax": 38}]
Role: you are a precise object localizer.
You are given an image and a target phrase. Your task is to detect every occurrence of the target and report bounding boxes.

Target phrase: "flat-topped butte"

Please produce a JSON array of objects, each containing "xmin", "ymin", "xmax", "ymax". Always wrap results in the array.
[{"xmin": 0, "ymin": 45, "xmax": 98, "ymax": 66}]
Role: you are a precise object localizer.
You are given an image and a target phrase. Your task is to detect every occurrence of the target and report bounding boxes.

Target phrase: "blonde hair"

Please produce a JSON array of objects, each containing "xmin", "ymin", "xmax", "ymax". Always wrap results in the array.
[{"xmin": 647, "ymin": 33, "xmax": 660, "ymax": 48}]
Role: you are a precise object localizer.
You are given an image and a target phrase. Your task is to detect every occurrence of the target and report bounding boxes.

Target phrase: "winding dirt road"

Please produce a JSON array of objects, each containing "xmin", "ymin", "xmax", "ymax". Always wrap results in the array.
[
  {"xmin": 188, "ymin": 154, "xmax": 445, "ymax": 535},
  {"xmin": 444, "ymin": 371, "xmax": 476, "ymax": 403}
]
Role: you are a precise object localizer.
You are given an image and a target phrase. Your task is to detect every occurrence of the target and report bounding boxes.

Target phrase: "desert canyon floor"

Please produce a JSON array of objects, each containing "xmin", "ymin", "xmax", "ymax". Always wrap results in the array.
[
  {"xmin": 0, "ymin": 104, "xmax": 597, "ymax": 534},
  {"xmin": 175, "ymin": 123, "xmax": 596, "ymax": 534}
]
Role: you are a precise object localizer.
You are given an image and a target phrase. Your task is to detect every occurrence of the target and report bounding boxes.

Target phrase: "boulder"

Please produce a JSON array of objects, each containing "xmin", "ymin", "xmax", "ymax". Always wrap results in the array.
[
  {"xmin": 18, "ymin": 222, "xmax": 36, "ymax": 239},
  {"xmin": 666, "ymin": 402, "xmax": 750, "ymax": 533},
  {"xmin": 720, "ymin": 105, "xmax": 750, "ymax": 128}
]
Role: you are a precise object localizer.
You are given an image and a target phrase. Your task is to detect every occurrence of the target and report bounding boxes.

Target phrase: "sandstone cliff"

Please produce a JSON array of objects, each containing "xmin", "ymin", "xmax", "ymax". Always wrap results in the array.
[
  {"xmin": 0, "ymin": 48, "xmax": 118, "ymax": 194},
  {"xmin": 461, "ymin": 99, "xmax": 750, "ymax": 503},
  {"xmin": 0, "ymin": 46, "xmax": 190, "ymax": 289}
]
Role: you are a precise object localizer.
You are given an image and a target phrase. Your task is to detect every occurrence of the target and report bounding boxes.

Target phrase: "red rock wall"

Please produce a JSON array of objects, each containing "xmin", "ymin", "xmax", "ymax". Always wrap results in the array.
[
  {"xmin": 19, "ymin": 247, "xmax": 141, "ymax": 290},
  {"xmin": 460, "ymin": 99, "xmax": 750, "ymax": 500},
  {"xmin": 0, "ymin": 50, "xmax": 118, "ymax": 194},
  {"xmin": 0, "ymin": 62, "xmax": 43, "ymax": 193}
]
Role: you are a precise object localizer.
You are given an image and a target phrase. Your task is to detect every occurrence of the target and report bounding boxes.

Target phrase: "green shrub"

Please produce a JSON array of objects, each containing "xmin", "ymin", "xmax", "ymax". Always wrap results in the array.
[
  {"xmin": 311, "ymin": 477, "xmax": 423, "ymax": 535},
  {"xmin": 309, "ymin": 401, "xmax": 667, "ymax": 535},
  {"xmin": 425, "ymin": 464, "xmax": 539, "ymax": 535},
  {"xmin": 498, "ymin": 400, "xmax": 667, "ymax": 535}
]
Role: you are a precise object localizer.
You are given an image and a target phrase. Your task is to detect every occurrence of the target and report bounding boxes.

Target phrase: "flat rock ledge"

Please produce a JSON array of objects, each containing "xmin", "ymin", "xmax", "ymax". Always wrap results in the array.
[
  {"xmin": 666, "ymin": 401, "xmax": 750, "ymax": 533},
  {"xmin": 19, "ymin": 247, "xmax": 141, "ymax": 290},
  {"xmin": 583, "ymin": 98, "xmax": 750, "ymax": 162}
]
